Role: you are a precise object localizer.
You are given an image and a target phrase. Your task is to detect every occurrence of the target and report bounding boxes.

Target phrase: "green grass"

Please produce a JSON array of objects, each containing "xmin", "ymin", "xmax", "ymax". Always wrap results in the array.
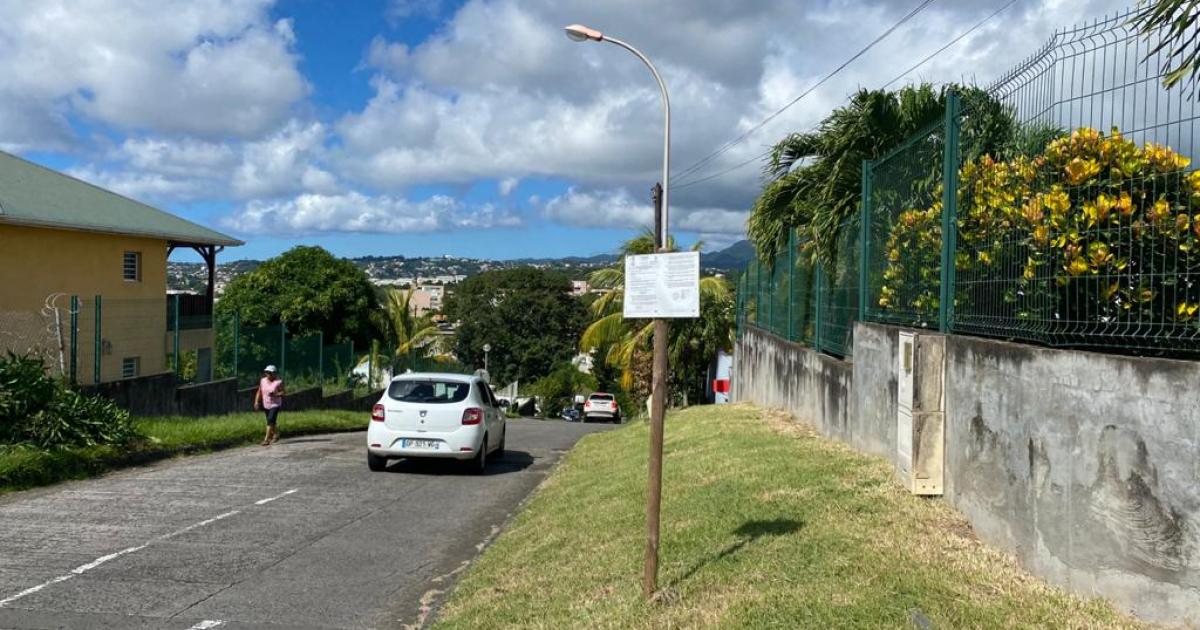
[
  {"xmin": 0, "ymin": 409, "xmax": 366, "ymax": 493},
  {"xmin": 434, "ymin": 404, "xmax": 1150, "ymax": 630}
]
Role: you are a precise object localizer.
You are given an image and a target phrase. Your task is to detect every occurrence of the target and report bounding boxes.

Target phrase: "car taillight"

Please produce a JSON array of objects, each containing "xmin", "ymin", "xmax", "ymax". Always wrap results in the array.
[
  {"xmin": 371, "ymin": 404, "xmax": 385, "ymax": 422},
  {"xmin": 462, "ymin": 407, "xmax": 483, "ymax": 425},
  {"xmin": 584, "ymin": 401, "xmax": 592, "ymax": 409},
  {"xmin": 613, "ymin": 402, "xmax": 619, "ymax": 411}
]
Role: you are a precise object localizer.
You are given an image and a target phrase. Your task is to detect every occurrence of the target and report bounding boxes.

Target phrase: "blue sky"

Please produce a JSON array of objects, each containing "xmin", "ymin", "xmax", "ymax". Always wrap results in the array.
[{"xmin": 0, "ymin": 0, "xmax": 1132, "ymax": 263}]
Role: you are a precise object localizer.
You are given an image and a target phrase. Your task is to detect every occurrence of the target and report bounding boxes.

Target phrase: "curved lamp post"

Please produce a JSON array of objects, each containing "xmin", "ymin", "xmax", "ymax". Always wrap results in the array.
[
  {"xmin": 564, "ymin": 23, "xmax": 671, "ymax": 600},
  {"xmin": 563, "ymin": 24, "xmax": 670, "ymax": 240}
]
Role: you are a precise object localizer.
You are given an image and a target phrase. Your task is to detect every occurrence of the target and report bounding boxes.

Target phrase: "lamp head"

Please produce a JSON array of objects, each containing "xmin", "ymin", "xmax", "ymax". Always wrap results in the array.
[{"xmin": 564, "ymin": 24, "xmax": 603, "ymax": 42}]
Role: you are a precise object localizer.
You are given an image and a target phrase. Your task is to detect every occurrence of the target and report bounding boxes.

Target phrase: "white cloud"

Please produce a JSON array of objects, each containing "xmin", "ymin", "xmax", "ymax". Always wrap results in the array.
[
  {"xmin": 0, "ymin": 0, "xmax": 307, "ymax": 144},
  {"xmin": 542, "ymin": 187, "xmax": 747, "ymax": 235},
  {"xmin": 3, "ymin": 0, "xmax": 1142, "ymax": 246},
  {"xmin": 498, "ymin": 177, "xmax": 519, "ymax": 196},
  {"xmin": 67, "ymin": 165, "xmax": 206, "ymax": 202},
  {"xmin": 223, "ymin": 191, "xmax": 522, "ymax": 236},
  {"xmin": 233, "ymin": 120, "xmax": 337, "ymax": 198}
]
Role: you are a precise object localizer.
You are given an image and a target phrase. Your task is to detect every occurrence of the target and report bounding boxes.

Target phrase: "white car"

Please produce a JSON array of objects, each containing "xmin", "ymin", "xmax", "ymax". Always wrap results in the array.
[
  {"xmin": 367, "ymin": 373, "xmax": 507, "ymax": 474},
  {"xmin": 582, "ymin": 392, "xmax": 621, "ymax": 423}
]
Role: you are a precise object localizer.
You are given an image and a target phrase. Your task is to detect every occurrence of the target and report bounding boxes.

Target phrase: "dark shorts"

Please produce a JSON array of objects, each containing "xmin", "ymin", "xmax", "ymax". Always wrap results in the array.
[{"xmin": 264, "ymin": 407, "xmax": 281, "ymax": 427}]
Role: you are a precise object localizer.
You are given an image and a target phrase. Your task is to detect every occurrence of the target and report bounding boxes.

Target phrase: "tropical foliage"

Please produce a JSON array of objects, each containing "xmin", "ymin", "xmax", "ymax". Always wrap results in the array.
[
  {"xmin": 217, "ymin": 246, "xmax": 380, "ymax": 347},
  {"xmin": 880, "ymin": 127, "xmax": 1200, "ymax": 338},
  {"xmin": 748, "ymin": 84, "xmax": 1016, "ymax": 267},
  {"xmin": 0, "ymin": 354, "xmax": 138, "ymax": 449},
  {"xmin": 444, "ymin": 268, "xmax": 588, "ymax": 386},
  {"xmin": 378, "ymin": 287, "xmax": 442, "ymax": 359},
  {"xmin": 1134, "ymin": 0, "xmax": 1200, "ymax": 90},
  {"xmin": 580, "ymin": 229, "xmax": 734, "ymax": 406}
]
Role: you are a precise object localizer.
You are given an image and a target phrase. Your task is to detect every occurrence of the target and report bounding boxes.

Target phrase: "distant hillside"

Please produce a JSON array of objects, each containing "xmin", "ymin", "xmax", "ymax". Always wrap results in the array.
[
  {"xmin": 169, "ymin": 242, "xmax": 753, "ymax": 292},
  {"xmin": 702, "ymin": 240, "xmax": 753, "ymax": 272}
]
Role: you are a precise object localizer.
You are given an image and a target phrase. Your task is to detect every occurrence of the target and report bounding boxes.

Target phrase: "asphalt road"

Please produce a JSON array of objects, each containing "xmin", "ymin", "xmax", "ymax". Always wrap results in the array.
[{"xmin": 0, "ymin": 418, "xmax": 611, "ymax": 630}]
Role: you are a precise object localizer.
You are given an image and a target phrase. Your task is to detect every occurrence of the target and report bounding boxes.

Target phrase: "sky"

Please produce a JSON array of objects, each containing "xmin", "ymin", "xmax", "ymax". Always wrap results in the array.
[{"xmin": 0, "ymin": 0, "xmax": 1136, "ymax": 263}]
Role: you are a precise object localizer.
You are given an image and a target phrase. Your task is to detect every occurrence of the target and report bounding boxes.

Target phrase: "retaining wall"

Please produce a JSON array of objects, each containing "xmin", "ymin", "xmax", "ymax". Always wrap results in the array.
[{"xmin": 734, "ymin": 322, "xmax": 1200, "ymax": 626}]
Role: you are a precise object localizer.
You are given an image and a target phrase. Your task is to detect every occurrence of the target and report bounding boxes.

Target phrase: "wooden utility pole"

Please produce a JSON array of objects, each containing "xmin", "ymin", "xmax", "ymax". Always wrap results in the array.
[{"xmin": 644, "ymin": 182, "xmax": 668, "ymax": 598}]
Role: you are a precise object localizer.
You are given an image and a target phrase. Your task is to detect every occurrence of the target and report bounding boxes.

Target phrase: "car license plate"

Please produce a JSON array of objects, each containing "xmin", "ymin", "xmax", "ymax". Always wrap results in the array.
[{"xmin": 402, "ymin": 439, "xmax": 438, "ymax": 450}]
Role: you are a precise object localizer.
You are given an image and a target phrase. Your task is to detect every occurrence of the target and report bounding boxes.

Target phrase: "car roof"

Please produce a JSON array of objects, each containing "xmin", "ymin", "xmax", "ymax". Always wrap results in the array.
[
  {"xmin": 589, "ymin": 392, "xmax": 613, "ymax": 397},
  {"xmin": 390, "ymin": 372, "xmax": 477, "ymax": 384}
]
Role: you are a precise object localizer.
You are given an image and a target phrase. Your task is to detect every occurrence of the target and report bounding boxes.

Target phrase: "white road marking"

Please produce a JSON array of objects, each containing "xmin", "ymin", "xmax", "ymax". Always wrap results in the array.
[
  {"xmin": 0, "ymin": 575, "xmax": 74, "ymax": 607},
  {"xmin": 187, "ymin": 620, "xmax": 225, "ymax": 629},
  {"xmin": 254, "ymin": 488, "xmax": 298, "ymax": 505},
  {"xmin": 0, "ymin": 490, "xmax": 300, "ymax": 607},
  {"xmin": 71, "ymin": 545, "xmax": 148, "ymax": 574}
]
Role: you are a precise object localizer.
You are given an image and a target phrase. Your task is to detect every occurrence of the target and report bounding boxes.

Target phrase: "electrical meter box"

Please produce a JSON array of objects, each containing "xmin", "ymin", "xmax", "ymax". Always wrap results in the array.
[{"xmin": 896, "ymin": 332, "xmax": 945, "ymax": 496}]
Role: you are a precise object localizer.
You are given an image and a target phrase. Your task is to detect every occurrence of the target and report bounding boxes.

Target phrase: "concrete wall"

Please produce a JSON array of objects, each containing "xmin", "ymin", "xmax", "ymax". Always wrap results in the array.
[
  {"xmin": 175, "ymin": 378, "xmax": 238, "ymax": 417},
  {"xmin": 943, "ymin": 334, "xmax": 1200, "ymax": 624},
  {"xmin": 734, "ymin": 322, "xmax": 1200, "ymax": 626}
]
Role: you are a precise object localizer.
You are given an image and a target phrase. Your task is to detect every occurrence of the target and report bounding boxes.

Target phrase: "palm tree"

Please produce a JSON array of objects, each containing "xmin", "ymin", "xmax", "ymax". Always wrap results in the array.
[
  {"xmin": 1134, "ymin": 0, "xmax": 1200, "ymax": 90},
  {"xmin": 580, "ymin": 228, "xmax": 734, "ymax": 398},
  {"xmin": 749, "ymin": 85, "xmax": 946, "ymax": 266},
  {"xmin": 380, "ymin": 287, "xmax": 442, "ymax": 358}
]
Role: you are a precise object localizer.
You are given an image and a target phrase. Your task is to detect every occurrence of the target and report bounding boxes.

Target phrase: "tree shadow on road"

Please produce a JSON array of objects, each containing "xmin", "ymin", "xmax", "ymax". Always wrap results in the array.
[
  {"xmin": 382, "ymin": 450, "xmax": 537, "ymax": 476},
  {"xmin": 666, "ymin": 518, "xmax": 804, "ymax": 589}
]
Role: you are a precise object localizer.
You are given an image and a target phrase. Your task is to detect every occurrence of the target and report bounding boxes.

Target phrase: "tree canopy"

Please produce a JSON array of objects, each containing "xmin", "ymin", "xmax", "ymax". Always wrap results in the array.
[
  {"xmin": 216, "ymin": 246, "xmax": 380, "ymax": 347},
  {"xmin": 443, "ymin": 267, "xmax": 588, "ymax": 386}
]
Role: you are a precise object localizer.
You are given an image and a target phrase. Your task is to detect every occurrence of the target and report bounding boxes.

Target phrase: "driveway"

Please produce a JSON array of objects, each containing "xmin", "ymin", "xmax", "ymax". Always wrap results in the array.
[{"xmin": 0, "ymin": 418, "xmax": 612, "ymax": 629}]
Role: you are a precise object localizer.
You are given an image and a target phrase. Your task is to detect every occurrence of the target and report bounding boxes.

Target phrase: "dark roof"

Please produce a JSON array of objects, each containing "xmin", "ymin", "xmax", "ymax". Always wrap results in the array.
[{"xmin": 0, "ymin": 150, "xmax": 242, "ymax": 247}]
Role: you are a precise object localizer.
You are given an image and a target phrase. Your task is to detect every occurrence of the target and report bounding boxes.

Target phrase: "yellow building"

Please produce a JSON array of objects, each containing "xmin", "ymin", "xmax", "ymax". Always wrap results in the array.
[{"xmin": 0, "ymin": 151, "xmax": 241, "ymax": 383}]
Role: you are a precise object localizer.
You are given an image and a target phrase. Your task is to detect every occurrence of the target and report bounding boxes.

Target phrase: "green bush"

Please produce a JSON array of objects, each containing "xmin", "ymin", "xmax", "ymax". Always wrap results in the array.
[
  {"xmin": 530, "ymin": 362, "xmax": 597, "ymax": 418},
  {"xmin": 0, "ymin": 353, "xmax": 139, "ymax": 449}
]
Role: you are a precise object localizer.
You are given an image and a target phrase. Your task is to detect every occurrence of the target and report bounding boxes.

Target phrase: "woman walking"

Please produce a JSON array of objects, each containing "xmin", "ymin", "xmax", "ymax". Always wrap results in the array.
[{"xmin": 253, "ymin": 365, "xmax": 286, "ymax": 446}]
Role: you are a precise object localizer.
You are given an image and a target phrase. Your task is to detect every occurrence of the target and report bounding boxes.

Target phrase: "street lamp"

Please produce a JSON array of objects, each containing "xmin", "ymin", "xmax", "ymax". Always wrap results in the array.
[
  {"xmin": 563, "ymin": 25, "xmax": 670, "ymax": 233},
  {"xmin": 482, "ymin": 343, "xmax": 491, "ymax": 372},
  {"xmin": 564, "ymin": 22, "xmax": 671, "ymax": 600}
]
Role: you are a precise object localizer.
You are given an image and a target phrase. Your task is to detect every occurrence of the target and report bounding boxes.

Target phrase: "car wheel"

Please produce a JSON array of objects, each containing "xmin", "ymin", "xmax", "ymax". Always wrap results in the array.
[
  {"xmin": 469, "ymin": 436, "xmax": 488, "ymax": 475},
  {"xmin": 367, "ymin": 452, "xmax": 388, "ymax": 472},
  {"xmin": 496, "ymin": 428, "xmax": 506, "ymax": 458}
]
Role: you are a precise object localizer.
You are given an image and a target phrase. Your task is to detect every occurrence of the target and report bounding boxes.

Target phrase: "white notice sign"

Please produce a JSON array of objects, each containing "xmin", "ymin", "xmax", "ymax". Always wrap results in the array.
[{"xmin": 623, "ymin": 251, "xmax": 700, "ymax": 319}]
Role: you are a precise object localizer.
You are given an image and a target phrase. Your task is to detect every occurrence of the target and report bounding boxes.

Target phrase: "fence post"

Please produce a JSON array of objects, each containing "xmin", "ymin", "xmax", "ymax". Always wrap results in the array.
[
  {"xmin": 172, "ymin": 294, "xmax": 181, "ymax": 375},
  {"xmin": 69, "ymin": 295, "xmax": 78, "ymax": 384},
  {"xmin": 768, "ymin": 259, "xmax": 776, "ymax": 334},
  {"xmin": 814, "ymin": 265, "xmax": 825, "ymax": 352},
  {"xmin": 938, "ymin": 91, "xmax": 961, "ymax": 333},
  {"xmin": 756, "ymin": 259, "xmax": 762, "ymax": 327},
  {"xmin": 279, "ymin": 323, "xmax": 287, "ymax": 380},
  {"xmin": 859, "ymin": 160, "xmax": 872, "ymax": 322},
  {"xmin": 787, "ymin": 231, "xmax": 795, "ymax": 341},
  {"xmin": 232, "ymin": 311, "xmax": 240, "ymax": 381},
  {"xmin": 318, "ymin": 331, "xmax": 325, "ymax": 388},
  {"xmin": 93, "ymin": 295, "xmax": 102, "ymax": 384},
  {"xmin": 369, "ymin": 339, "xmax": 379, "ymax": 390}
]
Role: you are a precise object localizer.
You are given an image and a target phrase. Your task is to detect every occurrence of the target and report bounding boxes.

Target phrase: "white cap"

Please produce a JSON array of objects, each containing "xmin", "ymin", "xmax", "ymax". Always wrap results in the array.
[{"xmin": 264, "ymin": 365, "xmax": 277, "ymax": 373}]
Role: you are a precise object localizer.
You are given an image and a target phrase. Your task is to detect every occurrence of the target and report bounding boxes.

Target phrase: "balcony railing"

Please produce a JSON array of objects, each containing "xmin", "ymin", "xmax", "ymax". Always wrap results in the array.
[{"xmin": 166, "ymin": 293, "xmax": 213, "ymax": 331}]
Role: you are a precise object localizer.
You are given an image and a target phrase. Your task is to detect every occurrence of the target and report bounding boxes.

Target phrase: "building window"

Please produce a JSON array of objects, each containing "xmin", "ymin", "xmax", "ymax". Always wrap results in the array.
[
  {"xmin": 121, "ymin": 357, "xmax": 140, "ymax": 379},
  {"xmin": 123, "ymin": 251, "xmax": 141, "ymax": 282}
]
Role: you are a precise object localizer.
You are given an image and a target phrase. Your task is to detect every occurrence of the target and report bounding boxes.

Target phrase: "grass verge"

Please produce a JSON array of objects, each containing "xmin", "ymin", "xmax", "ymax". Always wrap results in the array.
[
  {"xmin": 0, "ymin": 409, "xmax": 366, "ymax": 493},
  {"xmin": 434, "ymin": 404, "xmax": 1150, "ymax": 630}
]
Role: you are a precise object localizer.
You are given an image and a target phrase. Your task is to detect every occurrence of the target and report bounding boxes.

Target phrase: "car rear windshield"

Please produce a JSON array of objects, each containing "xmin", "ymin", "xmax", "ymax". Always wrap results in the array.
[
  {"xmin": 388, "ymin": 379, "xmax": 471, "ymax": 404},
  {"xmin": 589, "ymin": 394, "xmax": 614, "ymax": 401}
]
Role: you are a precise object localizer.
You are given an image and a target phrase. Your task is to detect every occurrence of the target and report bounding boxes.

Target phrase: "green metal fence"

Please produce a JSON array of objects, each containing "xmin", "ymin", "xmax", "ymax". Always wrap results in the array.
[
  {"xmin": 739, "ymin": 5, "xmax": 1200, "ymax": 360},
  {"xmin": 214, "ymin": 313, "xmax": 366, "ymax": 389},
  {"xmin": 738, "ymin": 225, "xmax": 859, "ymax": 358}
]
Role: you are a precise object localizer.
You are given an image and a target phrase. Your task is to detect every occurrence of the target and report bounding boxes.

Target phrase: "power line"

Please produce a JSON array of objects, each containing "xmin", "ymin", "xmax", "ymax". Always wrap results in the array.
[
  {"xmin": 673, "ymin": 0, "xmax": 1018, "ymax": 191},
  {"xmin": 672, "ymin": 0, "xmax": 939, "ymax": 185},
  {"xmin": 882, "ymin": 0, "xmax": 1017, "ymax": 89}
]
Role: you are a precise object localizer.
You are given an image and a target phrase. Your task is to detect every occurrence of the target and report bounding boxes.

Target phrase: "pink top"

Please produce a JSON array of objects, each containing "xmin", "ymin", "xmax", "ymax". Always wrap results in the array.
[{"xmin": 259, "ymin": 377, "xmax": 284, "ymax": 409}]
